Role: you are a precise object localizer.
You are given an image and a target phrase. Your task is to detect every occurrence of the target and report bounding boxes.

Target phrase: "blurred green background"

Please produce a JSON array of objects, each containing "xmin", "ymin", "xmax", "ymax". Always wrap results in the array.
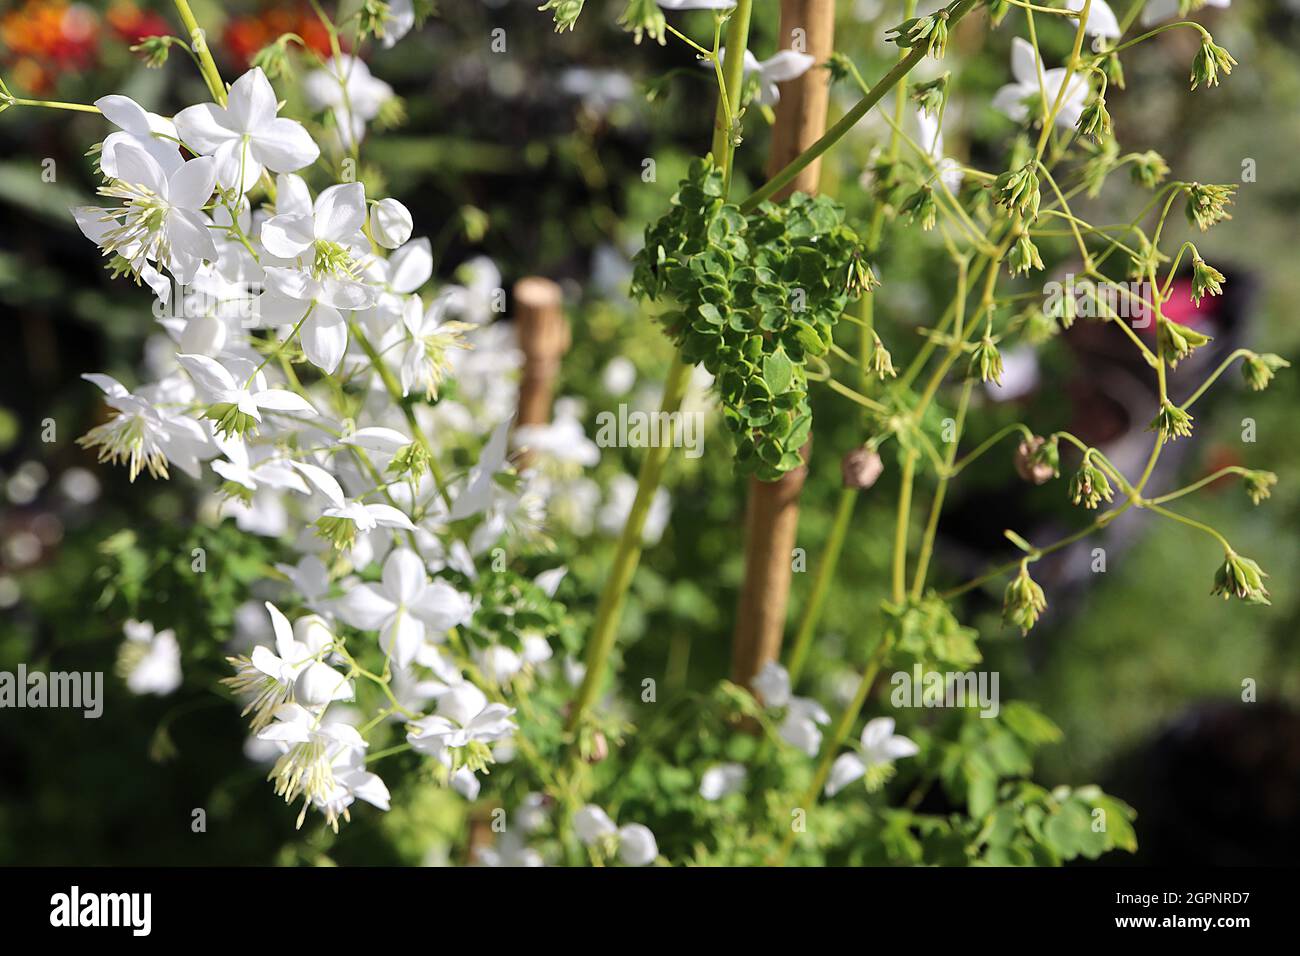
[{"xmin": 1, "ymin": 0, "xmax": 1297, "ymax": 865}]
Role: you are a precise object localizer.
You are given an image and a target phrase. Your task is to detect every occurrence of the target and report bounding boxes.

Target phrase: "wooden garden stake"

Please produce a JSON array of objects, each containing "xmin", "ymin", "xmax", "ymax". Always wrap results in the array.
[
  {"xmin": 513, "ymin": 277, "xmax": 569, "ymax": 461},
  {"xmin": 731, "ymin": 0, "xmax": 835, "ymax": 692}
]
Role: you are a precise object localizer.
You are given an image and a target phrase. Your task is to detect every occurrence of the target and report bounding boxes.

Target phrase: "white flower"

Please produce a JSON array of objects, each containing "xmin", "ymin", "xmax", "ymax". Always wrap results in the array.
[
  {"xmin": 617, "ymin": 824, "xmax": 659, "ymax": 866},
  {"xmin": 95, "ymin": 94, "xmax": 181, "ymax": 179},
  {"xmin": 1142, "ymin": 0, "xmax": 1229, "ymax": 28},
  {"xmin": 176, "ymin": 353, "xmax": 317, "ymax": 434},
  {"xmin": 303, "ymin": 55, "xmax": 394, "ymax": 149},
  {"xmin": 225, "ymin": 602, "xmax": 351, "ymax": 729},
  {"xmin": 118, "ymin": 619, "xmax": 182, "ymax": 695},
  {"xmin": 370, "ymin": 198, "xmax": 413, "ymax": 248},
  {"xmin": 658, "ymin": 0, "xmax": 736, "ymax": 9},
  {"xmin": 258, "ymin": 703, "xmax": 382, "ymax": 829},
  {"xmin": 992, "ymin": 37, "xmax": 1090, "ymax": 130},
  {"xmin": 211, "ymin": 434, "xmax": 310, "ymax": 495},
  {"xmin": 915, "ymin": 109, "xmax": 964, "ymax": 194},
  {"xmin": 573, "ymin": 805, "xmax": 659, "ymax": 866},
  {"xmin": 1065, "ymin": 0, "xmax": 1121, "ymax": 41},
  {"xmin": 406, "ymin": 683, "xmax": 516, "ymax": 753},
  {"xmin": 79, "ymin": 143, "xmax": 218, "ymax": 284},
  {"xmin": 476, "ymin": 832, "xmax": 544, "ymax": 867},
  {"xmin": 380, "ymin": 0, "xmax": 417, "ymax": 48},
  {"xmin": 715, "ymin": 48, "xmax": 816, "ymax": 107},
  {"xmin": 400, "ymin": 293, "xmax": 475, "ymax": 399},
  {"xmin": 699, "ymin": 762, "xmax": 747, "ymax": 800},
  {"xmin": 824, "ymin": 717, "xmax": 920, "ymax": 796},
  {"xmin": 598, "ymin": 473, "xmax": 671, "ymax": 545},
  {"xmin": 336, "ymin": 548, "xmax": 472, "ymax": 667},
  {"xmin": 448, "ymin": 256, "xmax": 503, "ymax": 325},
  {"xmin": 752, "ymin": 660, "xmax": 791, "ymax": 708},
  {"xmin": 513, "ymin": 410, "xmax": 600, "ymax": 471},
  {"xmin": 173, "ymin": 67, "xmax": 319, "ymax": 195},
  {"xmin": 602, "ymin": 356, "xmax": 637, "ymax": 396},
  {"xmin": 78, "ymin": 373, "xmax": 209, "ymax": 481},
  {"xmin": 779, "ymin": 697, "xmax": 831, "ymax": 756},
  {"xmin": 573, "ymin": 804, "xmax": 617, "ymax": 843}
]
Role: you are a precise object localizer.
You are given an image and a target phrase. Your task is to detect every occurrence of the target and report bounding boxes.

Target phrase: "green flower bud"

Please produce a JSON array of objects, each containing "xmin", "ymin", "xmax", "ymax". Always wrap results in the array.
[
  {"xmin": 619, "ymin": 0, "xmax": 667, "ymax": 45},
  {"xmin": 1184, "ymin": 182, "xmax": 1236, "ymax": 232},
  {"xmin": 970, "ymin": 334, "xmax": 1003, "ymax": 385},
  {"xmin": 1069, "ymin": 454, "xmax": 1114, "ymax": 509},
  {"xmin": 1003, "ymin": 563, "xmax": 1047, "ymax": 635},
  {"xmin": 203, "ymin": 402, "xmax": 260, "ymax": 440},
  {"xmin": 900, "ymin": 184, "xmax": 938, "ymax": 231},
  {"xmin": 1149, "ymin": 399, "xmax": 1194, "ymax": 441},
  {"xmin": 1130, "ymin": 151, "xmax": 1170, "ymax": 190},
  {"xmin": 1158, "ymin": 319, "xmax": 1212, "ymax": 368},
  {"xmin": 1211, "ymin": 551, "xmax": 1270, "ymax": 605},
  {"xmin": 910, "ymin": 74, "xmax": 949, "ymax": 117},
  {"xmin": 992, "ymin": 163, "xmax": 1041, "ymax": 221},
  {"xmin": 1243, "ymin": 470, "xmax": 1278, "ymax": 506},
  {"xmin": 1076, "ymin": 95, "xmax": 1112, "ymax": 141},
  {"xmin": 886, "ymin": 11, "xmax": 951, "ymax": 60},
  {"xmin": 130, "ymin": 36, "xmax": 174, "ymax": 70},
  {"xmin": 1008, "ymin": 234, "xmax": 1044, "ymax": 276},
  {"xmin": 1190, "ymin": 37, "xmax": 1237, "ymax": 92},
  {"xmin": 1191, "ymin": 256, "xmax": 1226, "ymax": 306},
  {"xmin": 870, "ymin": 333, "xmax": 897, "ymax": 380},
  {"xmin": 539, "ymin": 0, "xmax": 585, "ymax": 32},
  {"xmin": 1241, "ymin": 352, "xmax": 1289, "ymax": 392}
]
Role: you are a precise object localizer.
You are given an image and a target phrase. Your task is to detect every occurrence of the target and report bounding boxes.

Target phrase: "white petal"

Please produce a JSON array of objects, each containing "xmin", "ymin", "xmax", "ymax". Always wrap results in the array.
[
  {"xmin": 382, "ymin": 548, "xmax": 427, "ymax": 604},
  {"xmin": 225, "ymin": 67, "xmax": 279, "ymax": 132},
  {"xmin": 388, "ymin": 237, "xmax": 433, "ymax": 294},
  {"xmin": 364, "ymin": 503, "xmax": 416, "ymax": 530},
  {"xmin": 167, "ymin": 157, "xmax": 218, "ymax": 210},
  {"xmin": 291, "ymin": 461, "xmax": 346, "ymax": 507},
  {"xmin": 176, "ymin": 352, "xmax": 237, "ymax": 394},
  {"xmin": 251, "ymin": 117, "xmax": 320, "ymax": 174},
  {"xmin": 299, "ymin": 304, "xmax": 348, "ymax": 373},
  {"xmin": 1010, "ymin": 36, "xmax": 1040, "ymax": 86},
  {"xmin": 370, "ymin": 198, "xmax": 413, "ymax": 249},
  {"xmin": 313, "ymin": 182, "xmax": 368, "ymax": 243},
  {"xmin": 252, "ymin": 388, "xmax": 315, "ymax": 413},
  {"xmin": 260, "ymin": 214, "xmax": 316, "ymax": 259},
  {"xmin": 825, "ymin": 753, "xmax": 866, "ymax": 797},
  {"xmin": 760, "ymin": 50, "xmax": 815, "ymax": 83},
  {"xmin": 335, "ymin": 585, "xmax": 397, "ymax": 630},
  {"xmin": 172, "ymin": 103, "xmax": 238, "ymax": 155}
]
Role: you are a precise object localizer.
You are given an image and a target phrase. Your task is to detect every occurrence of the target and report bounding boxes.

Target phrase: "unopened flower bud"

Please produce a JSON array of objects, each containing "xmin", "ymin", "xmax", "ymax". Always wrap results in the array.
[
  {"xmin": 370, "ymin": 198, "xmax": 413, "ymax": 249},
  {"xmin": 842, "ymin": 448, "xmax": 884, "ymax": 489},
  {"xmin": 1211, "ymin": 551, "xmax": 1269, "ymax": 605},
  {"xmin": 1158, "ymin": 318, "xmax": 1212, "ymax": 368},
  {"xmin": 1014, "ymin": 435, "xmax": 1058, "ymax": 485},
  {"xmin": 1069, "ymin": 454, "xmax": 1114, "ymax": 509},
  {"xmin": 1149, "ymin": 399, "xmax": 1194, "ymax": 441},
  {"xmin": 1242, "ymin": 352, "xmax": 1289, "ymax": 392},
  {"xmin": 1243, "ymin": 470, "xmax": 1277, "ymax": 506},
  {"xmin": 1191, "ymin": 256, "xmax": 1226, "ymax": 306},
  {"xmin": 1003, "ymin": 563, "xmax": 1047, "ymax": 635}
]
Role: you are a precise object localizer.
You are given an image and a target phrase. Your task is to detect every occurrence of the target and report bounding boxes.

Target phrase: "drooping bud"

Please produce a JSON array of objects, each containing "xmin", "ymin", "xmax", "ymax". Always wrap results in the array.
[
  {"xmin": 1211, "ymin": 552, "xmax": 1270, "ymax": 605},
  {"xmin": 1003, "ymin": 563, "xmax": 1047, "ymax": 635},
  {"xmin": 1014, "ymin": 435, "xmax": 1058, "ymax": 485},
  {"xmin": 842, "ymin": 447, "xmax": 884, "ymax": 490}
]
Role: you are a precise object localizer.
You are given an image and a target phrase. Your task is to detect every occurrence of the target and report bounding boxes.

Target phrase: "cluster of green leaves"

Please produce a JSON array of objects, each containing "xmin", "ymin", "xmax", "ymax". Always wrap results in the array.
[
  {"xmin": 631, "ymin": 158, "xmax": 866, "ymax": 479},
  {"xmin": 459, "ymin": 568, "xmax": 581, "ymax": 658}
]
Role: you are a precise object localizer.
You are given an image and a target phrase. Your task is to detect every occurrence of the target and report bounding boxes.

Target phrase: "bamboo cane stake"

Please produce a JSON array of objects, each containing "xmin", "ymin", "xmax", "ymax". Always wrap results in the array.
[
  {"xmin": 514, "ymin": 277, "xmax": 569, "ymax": 430},
  {"xmin": 731, "ymin": 0, "xmax": 835, "ymax": 692}
]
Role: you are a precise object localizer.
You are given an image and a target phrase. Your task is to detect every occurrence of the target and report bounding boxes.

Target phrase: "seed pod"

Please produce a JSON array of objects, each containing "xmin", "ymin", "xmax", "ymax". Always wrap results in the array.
[{"xmin": 842, "ymin": 448, "xmax": 884, "ymax": 489}]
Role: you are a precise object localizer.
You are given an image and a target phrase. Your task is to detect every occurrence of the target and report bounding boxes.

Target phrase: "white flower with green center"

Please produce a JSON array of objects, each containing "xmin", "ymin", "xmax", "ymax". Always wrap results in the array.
[
  {"xmin": 825, "ymin": 717, "xmax": 920, "ymax": 796},
  {"xmin": 223, "ymin": 602, "xmax": 352, "ymax": 731},
  {"xmin": 400, "ymin": 292, "xmax": 475, "ymax": 400},
  {"xmin": 173, "ymin": 67, "xmax": 320, "ymax": 195},
  {"xmin": 290, "ymin": 460, "xmax": 418, "ymax": 551},
  {"xmin": 176, "ymin": 353, "xmax": 317, "ymax": 438},
  {"xmin": 78, "ymin": 142, "xmax": 219, "ymax": 285},
  {"xmin": 303, "ymin": 55, "xmax": 395, "ymax": 150},
  {"xmin": 406, "ymin": 683, "xmax": 516, "ymax": 761},
  {"xmin": 257, "ymin": 703, "xmax": 374, "ymax": 828},
  {"xmin": 77, "ymin": 373, "xmax": 209, "ymax": 481}
]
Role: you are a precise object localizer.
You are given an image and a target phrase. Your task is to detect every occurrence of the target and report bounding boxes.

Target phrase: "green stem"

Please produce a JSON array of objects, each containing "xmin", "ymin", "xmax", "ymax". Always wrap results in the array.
[
  {"xmin": 786, "ymin": 487, "xmax": 857, "ymax": 686},
  {"xmin": 172, "ymin": 0, "xmax": 227, "ymax": 105},
  {"xmin": 564, "ymin": 355, "xmax": 693, "ymax": 735},
  {"xmin": 739, "ymin": 0, "xmax": 979, "ymax": 213}
]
